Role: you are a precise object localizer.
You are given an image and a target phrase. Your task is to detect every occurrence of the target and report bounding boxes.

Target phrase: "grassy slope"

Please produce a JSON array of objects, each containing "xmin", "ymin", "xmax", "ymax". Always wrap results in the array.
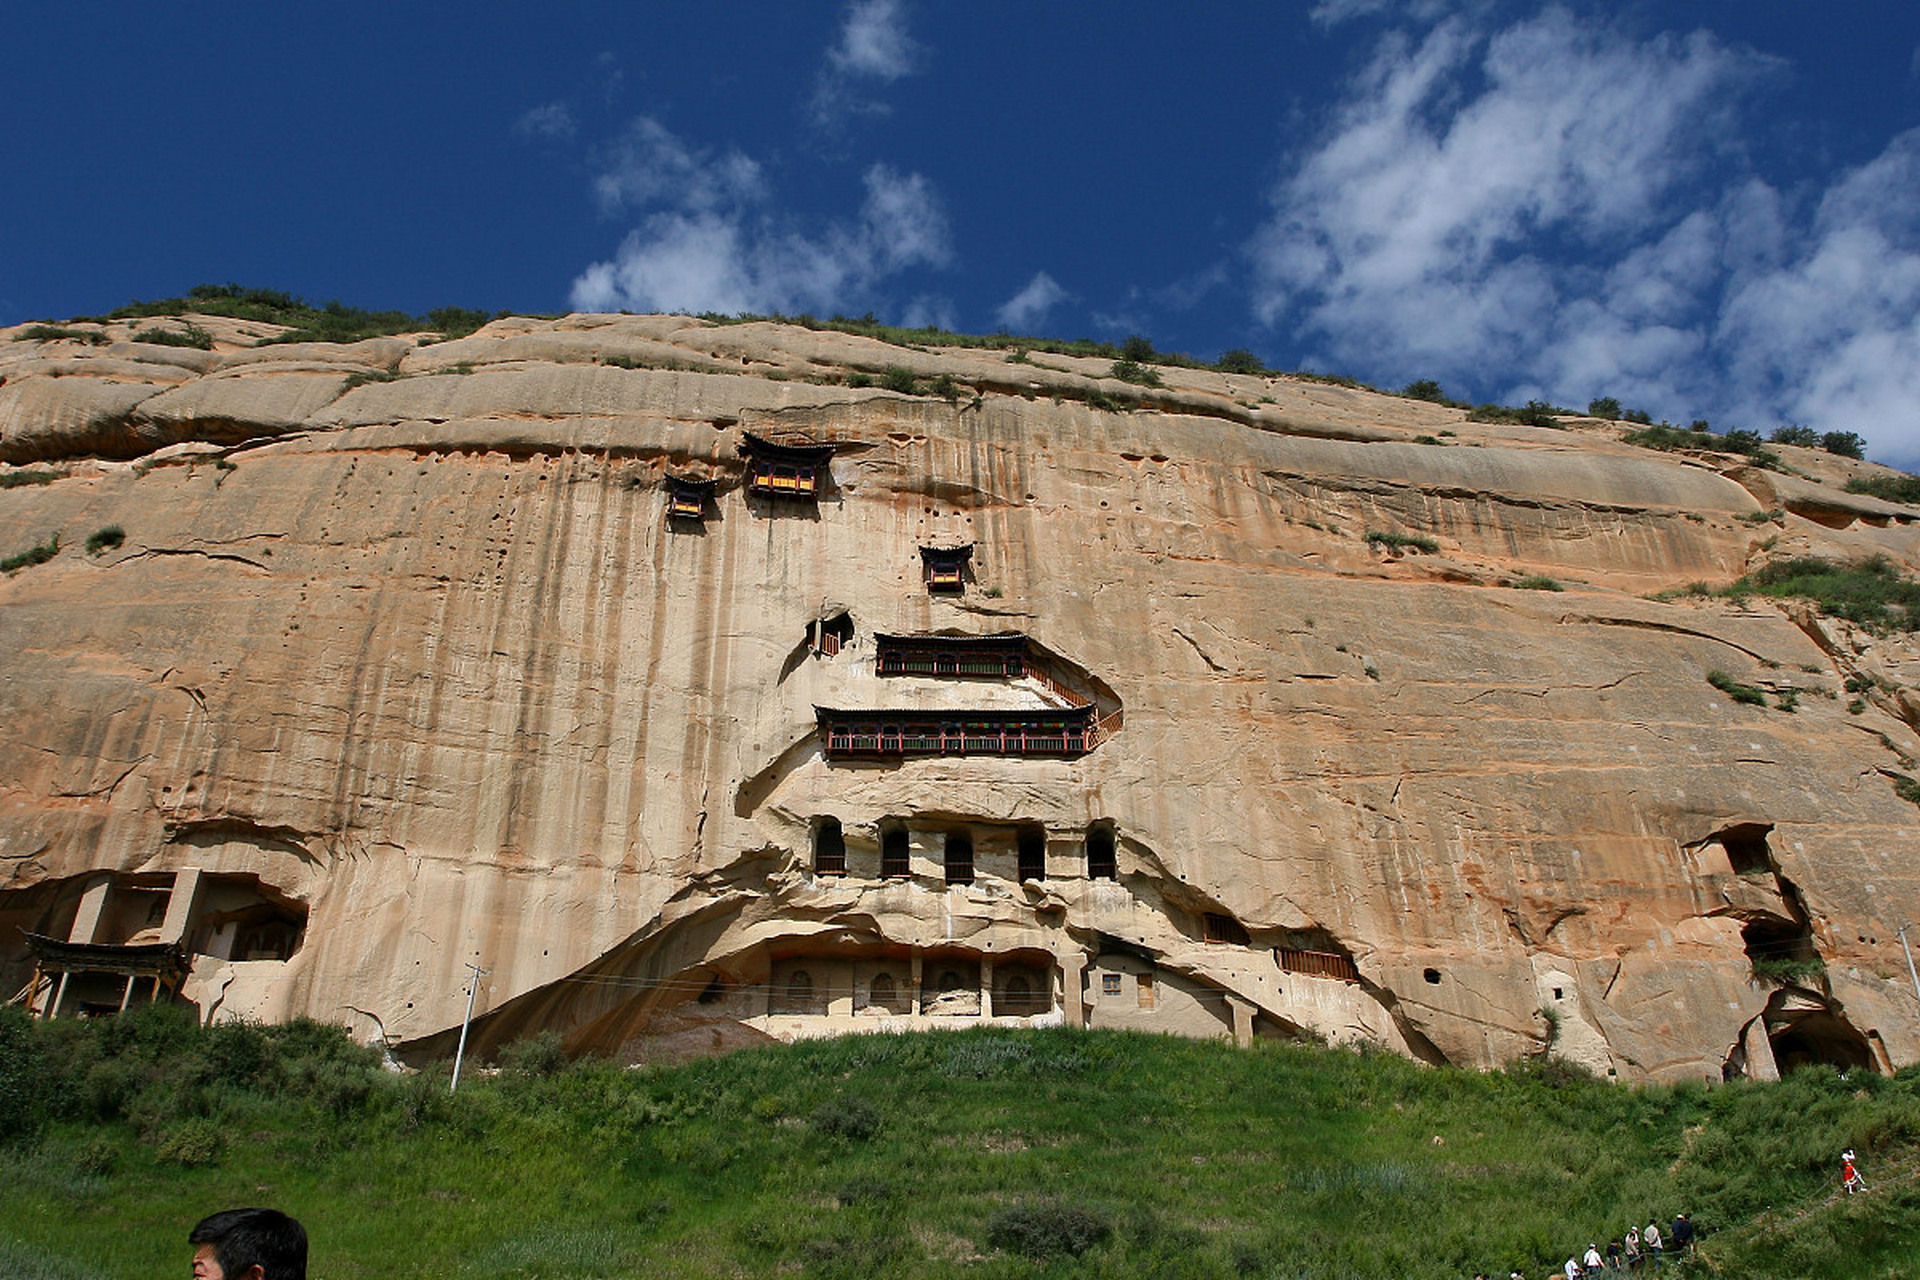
[{"xmin": 3, "ymin": 1013, "xmax": 1918, "ymax": 1280}]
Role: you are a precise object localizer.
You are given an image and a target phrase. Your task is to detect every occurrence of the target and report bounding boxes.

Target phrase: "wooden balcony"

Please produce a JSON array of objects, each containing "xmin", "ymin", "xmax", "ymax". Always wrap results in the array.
[
  {"xmin": 1275, "ymin": 948, "xmax": 1361, "ymax": 983},
  {"xmin": 818, "ymin": 707, "xmax": 1096, "ymax": 759}
]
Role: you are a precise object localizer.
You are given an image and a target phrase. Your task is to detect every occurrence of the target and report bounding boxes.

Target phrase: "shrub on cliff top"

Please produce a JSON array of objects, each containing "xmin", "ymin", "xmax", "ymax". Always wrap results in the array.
[
  {"xmin": 131, "ymin": 324, "xmax": 212, "ymax": 350},
  {"xmin": 1845, "ymin": 473, "xmax": 1920, "ymax": 505},
  {"xmin": 1468, "ymin": 400, "xmax": 1564, "ymax": 429},
  {"xmin": 76, "ymin": 284, "xmax": 509, "ymax": 346},
  {"xmin": 1729, "ymin": 555, "xmax": 1920, "ymax": 632},
  {"xmin": 14, "ymin": 325, "xmax": 107, "ymax": 345}
]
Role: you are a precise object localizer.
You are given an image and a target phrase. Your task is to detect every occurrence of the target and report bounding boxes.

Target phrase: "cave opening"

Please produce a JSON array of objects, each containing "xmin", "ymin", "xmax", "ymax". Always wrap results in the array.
[
  {"xmin": 944, "ymin": 831, "xmax": 974, "ymax": 885},
  {"xmin": 1714, "ymin": 822, "xmax": 1775, "ymax": 875},
  {"xmin": 810, "ymin": 612, "xmax": 854, "ymax": 658},
  {"xmin": 1770, "ymin": 1010, "xmax": 1876, "ymax": 1075},
  {"xmin": 879, "ymin": 821, "xmax": 909, "ymax": 877},
  {"xmin": 1017, "ymin": 824, "xmax": 1046, "ymax": 882},
  {"xmin": 813, "ymin": 817, "xmax": 846, "ymax": 875},
  {"xmin": 1086, "ymin": 822, "xmax": 1117, "ymax": 880},
  {"xmin": 1742, "ymin": 913, "xmax": 1818, "ymax": 983}
]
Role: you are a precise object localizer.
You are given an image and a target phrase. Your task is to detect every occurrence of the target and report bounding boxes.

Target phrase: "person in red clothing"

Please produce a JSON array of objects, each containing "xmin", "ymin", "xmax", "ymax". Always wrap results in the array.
[{"xmin": 1843, "ymin": 1148, "xmax": 1867, "ymax": 1194}]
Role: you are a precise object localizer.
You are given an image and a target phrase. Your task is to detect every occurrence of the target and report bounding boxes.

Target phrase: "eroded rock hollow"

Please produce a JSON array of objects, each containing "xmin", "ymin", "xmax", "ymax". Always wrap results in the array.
[{"xmin": 4, "ymin": 311, "xmax": 1919, "ymax": 1082}]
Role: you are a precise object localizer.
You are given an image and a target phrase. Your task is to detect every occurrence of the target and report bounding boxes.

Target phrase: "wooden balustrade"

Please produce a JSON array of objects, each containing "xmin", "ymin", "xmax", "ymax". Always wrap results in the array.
[{"xmin": 1275, "ymin": 948, "xmax": 1361, "ymax": 983}]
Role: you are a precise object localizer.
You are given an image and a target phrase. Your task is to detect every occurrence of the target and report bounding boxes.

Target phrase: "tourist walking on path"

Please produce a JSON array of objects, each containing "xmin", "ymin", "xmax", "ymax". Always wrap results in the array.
[
  {"xmin": 1843, "ymin": 1149, "xmax": 1868, "ymax": 1195},
  {"xmin": 1670, "ymin": 1213, "xmax": 1695, "ymax": 1258},
  {"xmin": 1605, "ymin": 1239, "xmax": 1623, "ymax": 1270},
  {"xmin": 1564, "ymin": 1255, "xmax": 1581, "ymax": 1280},
  {"xmin": 1582, "ymin": 1244, "xmax": 1604, "ymax": 1276},
  {"xmin": 1642, "ymin": 1220, "xmax": 1663, "ymax": 1269},
  {"xmin": 1624, "ymin": 1226, "xmax": 1642, "ymax": 1271}
]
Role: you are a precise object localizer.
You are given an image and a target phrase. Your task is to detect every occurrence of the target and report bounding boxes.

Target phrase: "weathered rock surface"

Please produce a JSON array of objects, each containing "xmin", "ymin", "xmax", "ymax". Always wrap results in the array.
[{"xmin": 3, "ymin": 311, "xmax": 1919, "ymax": 1082}]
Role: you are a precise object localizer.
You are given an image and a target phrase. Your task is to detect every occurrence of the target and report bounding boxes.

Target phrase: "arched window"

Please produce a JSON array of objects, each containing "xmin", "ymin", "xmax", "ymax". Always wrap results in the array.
[
  {"xmin": 945, "ymin": 832, "xmax": 974, "ymax": 885},
  {"xmin": 1086, "ymin": 824, "xmax": 1117, "ymax": 880},
  {"xmin": 1018, "ymin": 826, "xmax": 1046, "ymax": 882},
  {"xmin": 780, "ymin": 970, "xmax": 815, "ymax": 1014},
  {"xmin": 1000, "ymin": 972, "xmax": 1046, "ymax": 1016},
  {"xmin": 881, "ymin": 823, "xmax": 910, "ymax": 877},
  {"xmin": 869, "ymin": 972, "xmax": 897, "ymax": 1010},
  {"xmin": 814, "ymin": 817, "xmax": 846, "ymax": 875}
]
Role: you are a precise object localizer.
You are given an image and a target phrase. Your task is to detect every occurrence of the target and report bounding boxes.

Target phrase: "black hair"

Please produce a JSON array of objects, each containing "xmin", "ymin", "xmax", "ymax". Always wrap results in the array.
[{"xmin": 189, "ymin": 1208, "xmax": 307, "ymax": 1280}]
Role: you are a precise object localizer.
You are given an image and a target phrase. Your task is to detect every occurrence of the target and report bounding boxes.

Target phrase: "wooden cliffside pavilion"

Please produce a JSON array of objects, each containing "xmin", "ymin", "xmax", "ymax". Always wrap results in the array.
[
  {"xmin": 874, "ymin": 631, "xmax": 1027, "ymax": 678},
  {"xmin": 663, "ymin": 473, "xmax": 716, "ymax": 523},
  {"xmin": 818, "ymin": 630, "xmax": 1109, "ymax": 760},
  {"xmin": 817, "ymin": 705, "xmax": 1097, "ymax": 759},
  {"xmin": 22, "ymin": 932, "xmax": 188, "ymax": 1018},
  {"xmin": 739, "ymin": 431, "xmax": 834, "ymax": 500},
  {"xmin": 919, "ymin": 544, "xmax": 973, "ymax": 593}
]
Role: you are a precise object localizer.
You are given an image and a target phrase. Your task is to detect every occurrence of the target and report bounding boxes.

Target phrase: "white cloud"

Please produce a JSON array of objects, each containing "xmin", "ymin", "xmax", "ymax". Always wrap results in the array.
[
  {"xmin": 828, "ymin": 0, "xmax": 918, "ymax": 81},
  {"xmin": 812, "ymin": 0, "xmax": 921, "ymax": 129},
  {"xmin": 860, "ymin": 167, "xmax": 950, "ymax": 271},
  {"xmin": 570, "ymin": 121, "xmax": 951, "ymax": 318},
  {"xmin": 995, "ymin": 272, "xmax": 1069, "ymax": 331},
  {"xmin": 1254, "ymin": 11, "xmax": 1759, "ymax": 371},
  {"xmin": 1716, "ymin": 133, "xmax": 1920, "ymax": 454},
  {"xmin": 1309, "ymin": 0, "xmax": 1454, "ymax": 29},
  {"xmin": 1252, "ymin": 7, "xmax": 1920, "ymax": 463},
  {"xmin": 591, "ymin": 117, "xmax": 764, "ymax": 216},
  {"xmin": 513, "ymin": 101, "xmax": 576, "ymax": 142}
]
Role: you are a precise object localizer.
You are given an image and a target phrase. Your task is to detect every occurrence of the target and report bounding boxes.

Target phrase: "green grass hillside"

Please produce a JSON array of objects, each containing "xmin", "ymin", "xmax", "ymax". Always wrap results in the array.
[{"xmin": 1, "ymin": 1006, "xmax": 1916, "ymax": 1279}]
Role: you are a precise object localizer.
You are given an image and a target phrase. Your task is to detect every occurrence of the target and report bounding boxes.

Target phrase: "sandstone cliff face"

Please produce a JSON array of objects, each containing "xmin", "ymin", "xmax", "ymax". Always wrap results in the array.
[{"xmin": 3, "ymin": 312, "xmax": 1918, "ymax": 1083}]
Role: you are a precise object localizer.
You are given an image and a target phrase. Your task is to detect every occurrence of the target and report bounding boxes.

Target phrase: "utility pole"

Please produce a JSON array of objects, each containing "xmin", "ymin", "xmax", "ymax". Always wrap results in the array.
[
  {"xmin": 1899, "ymin": 925, "xmax": 1920, "ymax": 1008},
  {"xmin": 450, "ymin": 961, "xmax": 488, "ymax": 1095}
]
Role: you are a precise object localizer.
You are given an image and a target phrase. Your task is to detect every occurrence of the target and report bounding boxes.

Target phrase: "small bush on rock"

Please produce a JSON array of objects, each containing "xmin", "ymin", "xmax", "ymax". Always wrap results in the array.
[{"xmin": 1707, "ymin": 670, "xmax": 1768, "ymax": 706}]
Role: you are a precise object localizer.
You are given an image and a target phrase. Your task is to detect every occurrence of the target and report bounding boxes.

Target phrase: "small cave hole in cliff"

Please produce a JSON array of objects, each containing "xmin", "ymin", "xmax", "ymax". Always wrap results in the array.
[
  {"xmin": 1742, "ymin": 914, "xmax": 1816, "ymax": 970},
  {"xmin": 1719, "ymin": 823, "xmax": 1776, "ymax": 876}
]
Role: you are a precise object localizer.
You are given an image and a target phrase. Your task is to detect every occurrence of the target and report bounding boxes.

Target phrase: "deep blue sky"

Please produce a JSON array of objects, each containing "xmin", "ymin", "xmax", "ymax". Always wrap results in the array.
[{"xmin": 8, "ymin": 2, "xmax": 1920, "ymax": 463}]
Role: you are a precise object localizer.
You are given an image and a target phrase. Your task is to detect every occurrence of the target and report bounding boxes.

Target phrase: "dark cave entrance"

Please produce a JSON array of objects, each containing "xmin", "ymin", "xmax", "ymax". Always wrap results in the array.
[{"xmin": 1769, "ymin": 1009, "xmax": 1876, "ymax": 1074}]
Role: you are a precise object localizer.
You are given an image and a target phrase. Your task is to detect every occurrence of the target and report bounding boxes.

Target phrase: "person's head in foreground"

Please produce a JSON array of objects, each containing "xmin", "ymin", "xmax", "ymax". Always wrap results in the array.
[{"xmin": 189, "ymin": 1208, "xmax": 306, "ymax": 1280}]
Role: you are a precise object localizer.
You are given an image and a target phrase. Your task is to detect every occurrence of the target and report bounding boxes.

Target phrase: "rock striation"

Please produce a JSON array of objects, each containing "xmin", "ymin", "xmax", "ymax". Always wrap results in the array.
[{"xmin": 3, "ymin": 310, "xmax": 1919, "ymax": 1083}]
